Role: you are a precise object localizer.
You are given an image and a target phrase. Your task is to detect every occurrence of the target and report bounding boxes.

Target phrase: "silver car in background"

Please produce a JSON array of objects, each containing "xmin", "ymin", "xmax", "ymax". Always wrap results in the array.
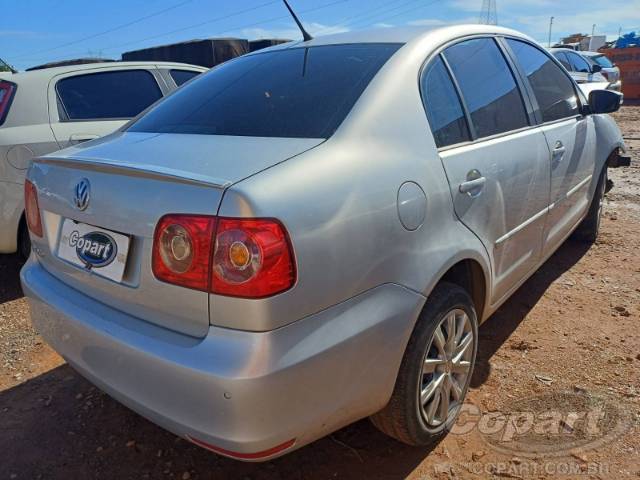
[
  {"xmin": 21, "ymin": 25, "xmax": 627, "ymax": 460},
  {"xmin": 0, "ymin": 61, "xmax": 206, "ymax": 257},
  {"xmin": 582, "ymin": 50, "xmax": 622, "ymax": 92}
]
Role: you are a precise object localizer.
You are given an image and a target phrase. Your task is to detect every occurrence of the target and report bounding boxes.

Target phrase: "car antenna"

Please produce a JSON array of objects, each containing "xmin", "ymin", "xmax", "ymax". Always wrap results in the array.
[{"xmin": 282, "ymin": 0, "xmax": 313, "ymax": 42}]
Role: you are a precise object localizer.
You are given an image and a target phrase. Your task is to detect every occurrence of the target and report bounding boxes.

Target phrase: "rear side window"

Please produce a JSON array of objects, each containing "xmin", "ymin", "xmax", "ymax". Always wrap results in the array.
[
  {"xmin": 506, "ymin": 39, "xmax": 579, "ymax": 123},
  {"xmin": 421, "ymin": 56, "xmax": 470, "ymax": 148},
  {"xmin": 170, "ymin": 69, "xmax": 201, "ymax": 86},
  {"xmin": 553, "ymin": 52, "xmax": 572, "ymax": 70},
  {"xmin": 129, "ymin": 44, "xmax": 401, "ymax": 138},
  {"xmin": 443, "ymin": 38, "xmax": 529, "ymax": 139},
  {"xmin": 566, "ymin": 52, "xmax": 591, "ymax": 73},
  {"xmin": 57, "ymin": 70, "xmax": 162, "ymax": 120}
]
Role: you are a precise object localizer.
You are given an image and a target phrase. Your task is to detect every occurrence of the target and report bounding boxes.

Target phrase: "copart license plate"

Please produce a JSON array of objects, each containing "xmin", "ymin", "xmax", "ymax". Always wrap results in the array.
[{"xmin": 57, "ymin": 219, "xmax": 130, "ymax": 283}]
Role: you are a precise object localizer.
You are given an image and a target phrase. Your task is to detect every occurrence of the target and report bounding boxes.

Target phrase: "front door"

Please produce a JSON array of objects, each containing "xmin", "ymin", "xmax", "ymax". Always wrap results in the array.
[{"xmin": 503, "ymin": 39, "xmax": 598, "ymax": 256}]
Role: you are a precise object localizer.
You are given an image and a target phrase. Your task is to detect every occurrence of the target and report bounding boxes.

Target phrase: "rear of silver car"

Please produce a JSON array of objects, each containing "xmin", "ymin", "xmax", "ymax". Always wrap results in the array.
[{"xmin": 20, "ymin": 42, "xmax": 426, "ymax": 460}]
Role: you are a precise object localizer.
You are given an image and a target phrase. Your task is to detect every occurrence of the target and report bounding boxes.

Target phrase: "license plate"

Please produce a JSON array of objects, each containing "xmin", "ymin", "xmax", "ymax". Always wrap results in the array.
[{"xmin": 57, "ymin": 219, "xmax": 131, "ymax": 283}]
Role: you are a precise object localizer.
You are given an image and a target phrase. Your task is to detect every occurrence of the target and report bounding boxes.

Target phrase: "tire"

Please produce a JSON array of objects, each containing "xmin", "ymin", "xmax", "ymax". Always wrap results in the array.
[
  {"xmin": 573, "ymin": 167, "xmax": 607, "ymax": 244},
  {"xmin": 18, "ymin": 219, "xmax": 31, "ymax": 260},
  {"xmin": 370, "ymin": 282, "xmax": 478, "ymax": 446}
]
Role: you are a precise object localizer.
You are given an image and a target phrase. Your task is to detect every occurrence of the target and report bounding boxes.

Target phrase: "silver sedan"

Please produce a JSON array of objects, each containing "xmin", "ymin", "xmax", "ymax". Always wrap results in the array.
[{"xmin": 21, "ymin": 24, "xmax": 626, "ymax": 460}]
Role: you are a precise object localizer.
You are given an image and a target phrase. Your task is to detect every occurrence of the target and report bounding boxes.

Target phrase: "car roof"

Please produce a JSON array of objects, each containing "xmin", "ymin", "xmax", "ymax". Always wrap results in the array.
[
  {"xmin": 248, "ymin": 24, "xmax": 534, "ymax": 54},
  {"xmin": 548, "ymin": 47, "xmax": 582, "ymax": 53},
  {"xmin": 0, "ymin": 61, "xmax": 207, "ymax": 81}
]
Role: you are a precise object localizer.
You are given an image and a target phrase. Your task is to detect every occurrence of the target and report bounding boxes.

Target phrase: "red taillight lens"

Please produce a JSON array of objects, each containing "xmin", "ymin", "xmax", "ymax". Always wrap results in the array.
[
  {"xmin": 212, "ymin": 218, "xmax": 296, "ymax": 298},
  {"xmin": 152, "ymin": 215, "xmax": 296, "ymax": 298},
  {"xmin": 152, "ymin": 215, "xmax": 216, "ymax": 291},
  {"xmin": 0, "ymin": 80, "xmax": 17, "ymax": 126},
  {"xmin": 24, "ymin": 180, "xmax": 43, "ymax": 238}
]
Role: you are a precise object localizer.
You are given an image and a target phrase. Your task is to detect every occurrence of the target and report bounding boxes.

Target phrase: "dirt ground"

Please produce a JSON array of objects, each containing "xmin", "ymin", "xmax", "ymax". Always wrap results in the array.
[{"xmin": 1, "ymin": 108, "xmax": 639, "ymax": 480}]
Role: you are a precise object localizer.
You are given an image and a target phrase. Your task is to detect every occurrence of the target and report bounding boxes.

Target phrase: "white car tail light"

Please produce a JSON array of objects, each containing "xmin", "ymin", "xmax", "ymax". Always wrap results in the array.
[{"xmin": 0, "ymin": 80, "xmax": 16, "ymax": 126}]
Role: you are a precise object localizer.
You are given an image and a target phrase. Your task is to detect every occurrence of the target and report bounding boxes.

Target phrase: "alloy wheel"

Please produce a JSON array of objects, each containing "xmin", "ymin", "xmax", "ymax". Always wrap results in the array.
[{"xmin": 419, "ymin": 308, "xmax": 475, "ymax": 428}]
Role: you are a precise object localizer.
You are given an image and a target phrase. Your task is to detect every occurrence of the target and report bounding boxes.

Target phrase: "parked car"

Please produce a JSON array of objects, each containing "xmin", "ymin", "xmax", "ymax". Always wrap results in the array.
[
  {"xmin": 582, "ymin": 50, "xmax": 622, "ymax": 92},
  {"xmin": 548, "ymin": 48, "xmax": 612, "ymax": 97},
  {"xmin": 0, "ymin": 61, "xmax": 206, "ymax": 257},
  {"xmin": 21, "ymin": 25, "xmax": 628, "ymax": 461}
]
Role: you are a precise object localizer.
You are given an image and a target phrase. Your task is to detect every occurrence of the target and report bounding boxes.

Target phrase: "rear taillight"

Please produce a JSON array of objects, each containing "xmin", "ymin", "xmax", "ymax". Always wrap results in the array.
[
  {"xmin": 0, "ymin": 80, "xmax": 17, "ymax": 126},
  {"xmin": 152, "ymin": 215, "xmax": 295, "ymax": 298},
  {"xmin": 24, "ymin": 180, "xmax": 43, "ymax": 238}
]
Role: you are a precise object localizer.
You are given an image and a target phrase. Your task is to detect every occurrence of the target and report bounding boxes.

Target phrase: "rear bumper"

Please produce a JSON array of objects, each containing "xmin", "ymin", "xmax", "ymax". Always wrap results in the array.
[{"xmin": 21, "ymin": 258, "xmax": 424, "ymax": 460}]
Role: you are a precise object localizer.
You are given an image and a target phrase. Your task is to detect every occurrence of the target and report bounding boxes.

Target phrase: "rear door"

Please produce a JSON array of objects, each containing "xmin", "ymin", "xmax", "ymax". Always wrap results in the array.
[
  {"xmin": 48, "ymin": 67, "xmax": 166, "ymax": 148},
  {"xmin": 505, "ymin": 39, "xmax": 597, "ymax": 255},
  {"xmin": 423, "ymin": 37, "xmax": 550, "ymax": 305}
]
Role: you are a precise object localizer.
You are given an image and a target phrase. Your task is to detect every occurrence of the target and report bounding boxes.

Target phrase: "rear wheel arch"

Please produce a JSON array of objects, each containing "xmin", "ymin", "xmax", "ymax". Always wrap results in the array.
[{"xmin": 432, "ymin": 258, "xmax": 488, "ymax": 323}]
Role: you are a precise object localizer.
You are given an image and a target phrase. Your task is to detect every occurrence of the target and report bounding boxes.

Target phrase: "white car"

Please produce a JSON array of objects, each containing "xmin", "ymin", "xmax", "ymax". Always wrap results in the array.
[
  {"xmin": 0, "ymin": 61, "xmax": 206, "ymax": 257},
  {"xmin": 549, "ymin": 48, "xmax": 611, "ymax": 96}
]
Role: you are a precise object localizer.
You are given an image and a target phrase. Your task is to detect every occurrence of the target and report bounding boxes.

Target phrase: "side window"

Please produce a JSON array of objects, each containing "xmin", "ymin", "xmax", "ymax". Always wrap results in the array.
[
  {"xmin": 443, "ymin": 38, "xmax": 529, "ymax": 139},
  {"xmin": 56, "ymin": 70, "xmax": 162, "ymax": 120},
  {"xmin": 506, "ymin": 39, "xmax": 579, "ymax": 123},
  {"xmin": 566, "ymin": 52, "xmax": 591, "ymax": 73},
  {"xmin": 554, "ymin": 52, "xmax": 572, "ymax": 70},
  {"xmin": 421, "ymin": 56, "xmax": 471, "ymax": 148},
  {"xmin": 170, "ymin": 69, "xmax": 201, "ymax": 87}
]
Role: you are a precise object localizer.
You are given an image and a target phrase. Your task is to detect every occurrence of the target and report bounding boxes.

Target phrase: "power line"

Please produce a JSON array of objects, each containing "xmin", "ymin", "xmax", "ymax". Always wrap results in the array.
[
  {"xmin": 20, "ymin": 0, "xmax": 345, "ymax": 62},
  {"xmin": 13, "ymin": 0, "xmax": 194, "ymax": 59},
  {"xmin": 349, "ymin": 0, "xmax": 442, "ymax": 28}
]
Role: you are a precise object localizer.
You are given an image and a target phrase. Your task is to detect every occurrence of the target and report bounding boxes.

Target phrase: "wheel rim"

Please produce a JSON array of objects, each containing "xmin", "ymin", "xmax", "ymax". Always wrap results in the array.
[{"xmin": 419, "ymin": 308, "xmax": 474, "ymax": 428}]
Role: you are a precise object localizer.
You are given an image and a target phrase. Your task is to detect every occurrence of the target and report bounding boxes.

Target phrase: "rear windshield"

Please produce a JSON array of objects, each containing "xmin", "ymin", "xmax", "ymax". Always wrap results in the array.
[
  {"xmin": 591, "ymin": 54, "xmax": 614, "ymax": 69},
  {"xmin": 128, "ymin": 43, "xmax": 401, "ymax": 139}
]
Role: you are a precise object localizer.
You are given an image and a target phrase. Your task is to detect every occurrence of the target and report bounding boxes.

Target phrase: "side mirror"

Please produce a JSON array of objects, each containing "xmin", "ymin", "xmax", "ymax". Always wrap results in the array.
[
  {"xmin": 591, "ymin": 64, "xmax": 603, "ymax": 73},
  {"xmin": 588, "ymin": 89, "xmax": 622, "ymax": 114}
]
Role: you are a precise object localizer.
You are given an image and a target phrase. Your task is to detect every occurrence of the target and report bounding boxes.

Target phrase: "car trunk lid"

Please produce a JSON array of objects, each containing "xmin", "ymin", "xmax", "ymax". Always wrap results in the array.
[{"xmin": 29, "ymin": 131, "xmax": 323, "ymax": 337}]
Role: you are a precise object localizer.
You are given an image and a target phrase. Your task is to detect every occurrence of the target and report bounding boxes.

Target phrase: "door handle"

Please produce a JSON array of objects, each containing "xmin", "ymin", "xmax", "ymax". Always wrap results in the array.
[
  {"xmin": 552, "ymin": 141, "xmax": 566, "ymax": 161},
  {"xmin": 69, "ymin": 134, "xmax": 99, "ymax": 144},
  {"xmin": 459, "ymin": 176, "xmax": 486, "ymax": 195}
]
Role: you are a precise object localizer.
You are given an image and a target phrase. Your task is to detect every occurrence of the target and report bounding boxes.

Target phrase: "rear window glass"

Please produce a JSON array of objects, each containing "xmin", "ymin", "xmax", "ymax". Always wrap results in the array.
[
  {"xmin": 129, "ymin": 44, "xmax": 402, "ymax": 138},
  {"xmin": 57, "ymin": 70, "xmax": 162, "ymax": 120},
  {"xmin": 170, "ymin": 69, "xmax": 201, "ymax": 86}
]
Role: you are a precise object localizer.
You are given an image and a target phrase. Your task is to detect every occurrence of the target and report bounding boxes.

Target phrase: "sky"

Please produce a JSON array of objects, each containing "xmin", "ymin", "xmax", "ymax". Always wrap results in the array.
[{"xmin": 2, "ymin": 0, "xmax": 640, "ymax": 71}]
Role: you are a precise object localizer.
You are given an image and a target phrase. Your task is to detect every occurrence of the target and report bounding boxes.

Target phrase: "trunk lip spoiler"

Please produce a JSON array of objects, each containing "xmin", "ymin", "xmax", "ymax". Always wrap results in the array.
[{"xmin": 31, "ymin": 156, "xmax": 232, "ymax": 189}]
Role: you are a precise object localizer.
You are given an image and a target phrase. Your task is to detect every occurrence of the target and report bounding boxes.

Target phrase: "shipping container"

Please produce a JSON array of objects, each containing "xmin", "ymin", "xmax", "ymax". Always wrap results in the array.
[
  {"xmin": 602, "ymin": 47, "xmax": 640, "ymax": 101},
  {"xmin": 249, "ymin": 39, "xmax": 291, "ymax": 52},
  {"xmin": 122, "ymin": 39, "xmax": 249, "ymax": 68}
]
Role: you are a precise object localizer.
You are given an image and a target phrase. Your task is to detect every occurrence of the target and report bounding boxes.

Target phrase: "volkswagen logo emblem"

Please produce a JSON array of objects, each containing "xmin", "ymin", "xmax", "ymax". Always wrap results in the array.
[{"xmin": 73, "ymin": 178, "xmax": 91, "ymax": 211}]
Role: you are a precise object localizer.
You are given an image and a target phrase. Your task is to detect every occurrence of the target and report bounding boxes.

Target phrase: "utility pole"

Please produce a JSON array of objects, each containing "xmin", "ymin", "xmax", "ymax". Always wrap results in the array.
[
  {"xmin": 548, "ymin": 16, "xmax": 554, "ymax": 47},
  {"xmin": 479, "ymin": 0, "xmax": 498, "ymax": 26},
  {"xmin": 589, "ymin": 24, "xmax": 596, "ymax": 50}
]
